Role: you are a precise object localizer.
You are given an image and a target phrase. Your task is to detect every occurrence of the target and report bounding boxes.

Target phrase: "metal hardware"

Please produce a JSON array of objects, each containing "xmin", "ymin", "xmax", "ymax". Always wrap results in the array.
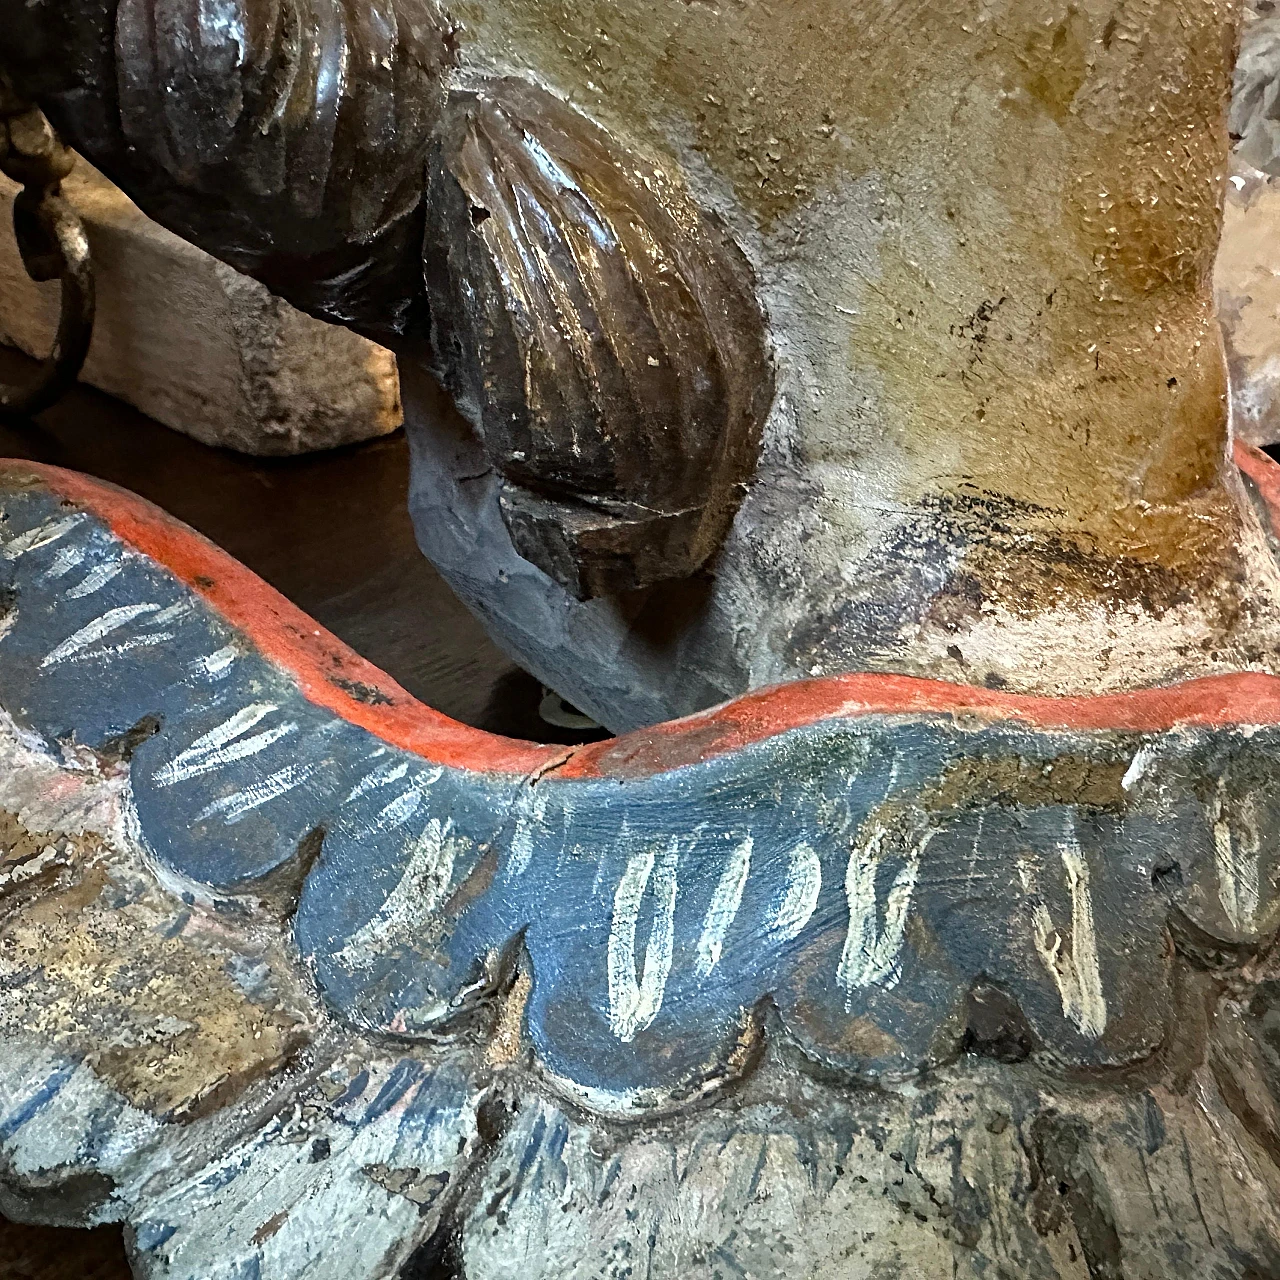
[{"xmin": 0, "ymin": 77, "xmax": 94, "ymax": 418}]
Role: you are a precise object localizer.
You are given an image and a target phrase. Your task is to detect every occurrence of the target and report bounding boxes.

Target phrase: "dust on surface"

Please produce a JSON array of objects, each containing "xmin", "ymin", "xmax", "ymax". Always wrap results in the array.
[
  {"xmin": 931, "ymin": 752, "xmax": 1129, "ymax": 813},
  {"xmin": 0, "ymin": 807, "xmax": 311, "ymax": 1121},
  {"xmin": 453, "ymin": 0, "xmax": 1237, "ymax": 557}
]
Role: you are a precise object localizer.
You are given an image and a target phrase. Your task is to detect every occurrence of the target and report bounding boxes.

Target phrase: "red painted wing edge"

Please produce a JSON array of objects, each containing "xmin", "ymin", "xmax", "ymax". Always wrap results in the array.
[{"xmin": 11, "ymin": 451, "xmax": 1280, "ymax": 781}]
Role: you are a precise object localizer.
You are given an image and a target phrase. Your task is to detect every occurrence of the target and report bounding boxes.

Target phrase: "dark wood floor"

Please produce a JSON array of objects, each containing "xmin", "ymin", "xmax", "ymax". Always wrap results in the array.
[
  {"xmin": 0, "ymin": 347, "xmax": 603, "ymax": 745},
  {"xmin": 0, "ymin": 1219, "xmax": 132, "ymax": 1280}
]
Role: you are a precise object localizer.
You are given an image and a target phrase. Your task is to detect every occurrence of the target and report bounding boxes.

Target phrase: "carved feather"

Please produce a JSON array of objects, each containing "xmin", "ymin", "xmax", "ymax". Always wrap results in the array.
[
  {"xmin": 424, "ymin": 79, "xmax": 773, "ymax": 599},
  {"xmin": 2, "ymin": 0, "xmax": 456, "ymax": 336}
]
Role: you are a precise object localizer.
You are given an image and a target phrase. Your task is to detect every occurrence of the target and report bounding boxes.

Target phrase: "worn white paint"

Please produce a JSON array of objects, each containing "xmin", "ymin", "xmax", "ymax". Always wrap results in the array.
[
  {"xmin": 156, "ymin": 721, "xmax": 296, "ymax": 786},
  {"xmin": 837, "ymin": 823, "xmax": 929, "ymax": 998},
  {"xmin": 334, "ymin": 818, "xmax": 461, "ymax": 967},
  {"xmin": 151, "ymin": 600, "xmax": 194, "ymax": 626},
  {"xmin": 191, "ymin": 644, "xmax": 238, "ymax": 679},
  {"xmin": 766, "ymin": 842, "xmax": 823, "ymax": 943},
  {"xmin": 42, "ymin": 544, "xmax": 85, "ymax": 580},
  {"xmin": 608, "ymin": 840, "xmax": 679, "ymax": 1043},
  {"xmin": 40, "ymin": 602, "xmax": 162, "ymax": 667},
  {"xmin": 1024, "ymin": 839, "xmax": 1108, "ymax": 1039},
  {"xmin": 64, "ymin": 560, "xmax": 123, "ymax": 599},
  {"xmin": 194, "ymin": 763, "xmax": 316, "ymax": 824},
  {"xmin": 351, "ymin": 773, "xmax": 441, "ymax": 837},
  {"xmin": 592, "ymin": 819, "xmax": 639, "ymax": 899},
  {"xmin": 345, "ymin": 760, "xmax": 410, "ymax": 803},
  {"xmin": 508, "ymin": 786, "xmax": 551, "ymax": 878},
  {"xmin": 1121, "ymin": 743, "xmax": 1159, "ymax": 791},
  {"xmin": 74, "ymin": 631, "xmax": 178, "ymax": 663},
  {"xmin": 152, "ymin": 703, "xmax": 292, "ymax": 786},
  {"xmin": 696, "ymin": 837, "xmax": 753, "ymax": 977},
  {"xmin": 3, "ymin": 514, "xmax": 86, "ymax": 558},
  {"xmin": 1212, "ymin": 783, "xmax": 1262, "ymax": 936},
  {"xmin": 369, "ymin": 788, "xmax": 427, "ymax": 835},
  {"xmin": 0, "ymin": 597, "xmax": 14, "ymax": 647}
]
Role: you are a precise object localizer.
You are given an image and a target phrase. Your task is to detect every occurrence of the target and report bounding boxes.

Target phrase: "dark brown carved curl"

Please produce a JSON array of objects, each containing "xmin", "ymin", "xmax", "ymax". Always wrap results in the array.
[
  {"xmin": 424, "ymin": 80, "xmax": 773, "ymax": 599},
  {"xmin": 0, "ymin": 11, "xmax": 775, "ymax": 596},
  {"xmin": 2, "ymin": 0, "xmax": 456, "ymax": 337}
]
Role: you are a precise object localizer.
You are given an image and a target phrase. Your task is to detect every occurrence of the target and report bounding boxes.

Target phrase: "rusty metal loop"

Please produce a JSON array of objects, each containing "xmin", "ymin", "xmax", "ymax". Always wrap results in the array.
[
  {"xmin": 0, "ymin": 190, "xmax": 94, "ymax": 418},
  {"xmin": 0, "ymin": 95, "xmax": 95, "ymax": 420}
]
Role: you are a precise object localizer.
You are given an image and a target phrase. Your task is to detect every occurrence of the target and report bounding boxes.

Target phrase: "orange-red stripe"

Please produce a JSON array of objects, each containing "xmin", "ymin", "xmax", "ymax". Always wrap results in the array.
[{"xmin": 14, "ymin": 453, "xmax": 1280, "ymax": 782}]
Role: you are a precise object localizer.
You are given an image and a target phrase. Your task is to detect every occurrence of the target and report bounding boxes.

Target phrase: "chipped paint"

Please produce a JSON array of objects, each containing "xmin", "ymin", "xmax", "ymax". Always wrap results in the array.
[
  {"xmin": 608, "ymin": 841, "xmax": 679, "ymax": 1043},
  {"xmin": 0, "ymin": 723, "xmax": 310, "ymax": 1121},
  {"xmin": 765, "ymin": 842, "xmax": 822, "ymax": 944},
  {"xmin": 696, "ymin": 837, "xmax": 752, "ymax": 978},
  {"xmin": 1, "ymin": 463, "xmax": 1279, "ymax": 1101},
  {"xmin": 1024, "ymin": 837, "xmax": 1107, "ymax": 1041},
  {"xmin": 1122, "ymin": 744, "xmax": 1159, "ymax": 791}
]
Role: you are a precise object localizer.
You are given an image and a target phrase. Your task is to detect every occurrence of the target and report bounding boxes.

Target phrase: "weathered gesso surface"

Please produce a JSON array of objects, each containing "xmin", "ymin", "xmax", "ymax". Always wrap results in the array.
[
  {"xmin": 10, "ymin": 5, "xmax": 1280, "ymax": 1275},
  {"xmin": 0, "ymin": 161, "xmax": 402, "ymax": 456},
  {"xmin": 6, "ymin": 458, "xmax": 1280, "ymax": 1275},
  {"xmin": 6, "ymin": 1, "xmax": 1275, "ymax": 730},
  {"xmin": 1218, "ymin": 7, "xmax": 1280, "ymax": 448}
]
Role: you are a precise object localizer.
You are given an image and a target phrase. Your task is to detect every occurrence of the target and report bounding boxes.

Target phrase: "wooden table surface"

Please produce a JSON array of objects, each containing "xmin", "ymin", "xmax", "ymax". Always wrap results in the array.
[
  {"xmin": 0, "ymin": 1219, "xmax": 132, "ymax": 1280},
  {"xmin": 0, "ymin": 347, "xmax": 603, "ymax": 746}
]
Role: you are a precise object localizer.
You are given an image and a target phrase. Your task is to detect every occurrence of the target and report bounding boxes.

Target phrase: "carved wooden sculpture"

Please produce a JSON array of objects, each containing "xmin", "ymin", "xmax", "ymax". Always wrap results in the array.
[
  {"xmin": 6, "ymin": 3, "xmax": 1280, "ymax": 1279},
  {"xmin": 8, "ymin": 0, "xmax": 1262, "ymax": 730}
]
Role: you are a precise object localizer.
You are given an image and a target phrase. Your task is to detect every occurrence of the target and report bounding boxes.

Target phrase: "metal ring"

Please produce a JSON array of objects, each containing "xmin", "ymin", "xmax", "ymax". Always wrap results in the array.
[{"xmin": 0, "ymin": 189, "xmax": 95, "ymax": 419}]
